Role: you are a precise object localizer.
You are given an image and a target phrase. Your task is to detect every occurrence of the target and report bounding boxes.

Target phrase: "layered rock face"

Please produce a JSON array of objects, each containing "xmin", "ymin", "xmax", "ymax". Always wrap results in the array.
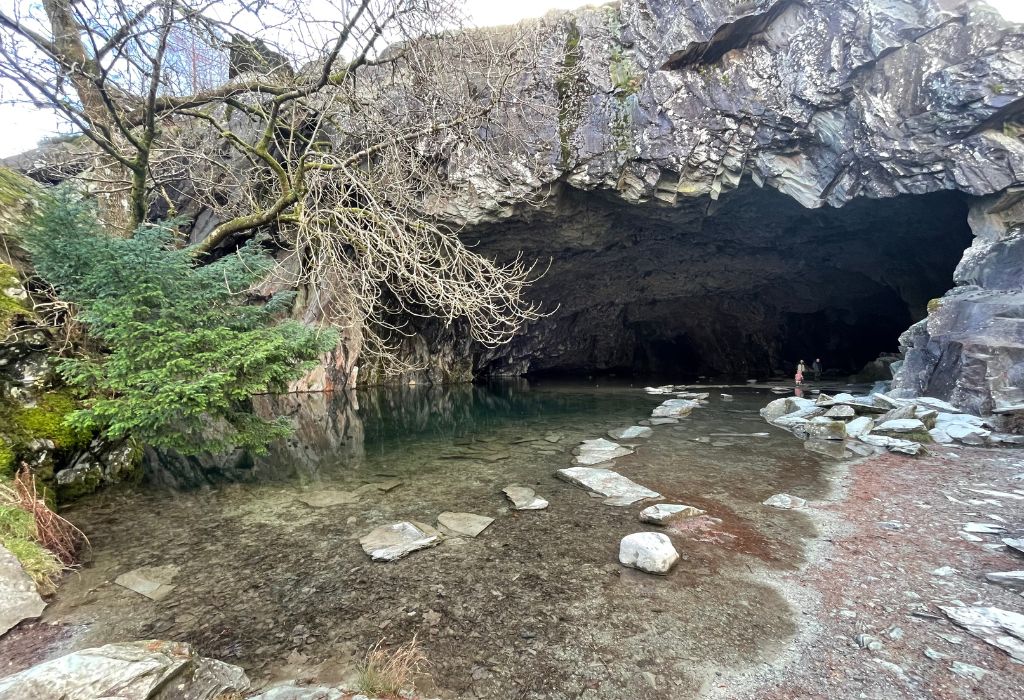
[{"xmin": 404, "ymin": 0, "xmax": 1024, "ymax": 413}]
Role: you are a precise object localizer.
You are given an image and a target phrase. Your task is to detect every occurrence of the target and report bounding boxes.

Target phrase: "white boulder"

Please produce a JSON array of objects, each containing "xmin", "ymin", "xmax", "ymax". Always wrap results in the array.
[
  {"xmin": 618, "ymin": 532, "xmax": 679, "ymax": 574},
  {"xmin": 762, "ymin": 493, "xmax": 807, "ymax": 509},
  {"xmin": 360, "ymin": 521, "xmax": 442, "ymax": 561}
]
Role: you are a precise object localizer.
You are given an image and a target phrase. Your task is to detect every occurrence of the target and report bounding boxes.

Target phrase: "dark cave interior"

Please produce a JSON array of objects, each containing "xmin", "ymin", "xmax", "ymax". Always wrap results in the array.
[{"xmin": 469, "ymin": 184, "xmax": 975, "ymax": 380}]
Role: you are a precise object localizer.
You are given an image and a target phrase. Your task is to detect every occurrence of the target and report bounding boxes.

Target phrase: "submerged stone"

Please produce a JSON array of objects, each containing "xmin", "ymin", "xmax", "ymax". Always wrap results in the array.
[
  {"xmin": 939, "ymin": 606, "xmax": 1024, "ymax": 662},
  {"xmin": 640, "ymin": 503, "xmax": 706, "ymax": 524},
  {"xmin": 296, "ymin": 490, "xmax": 360, "ymax": 508},
  {"xmin": 652, "ymin": 398, "xmax": 700, "ymax": 418},
  {"xmin": 555, "ymin": 466, "xmax": 660, "ymax": 506},
  {"xmin": 114, "ymin": 565, "xmax": 179, "ymax": 601},
  {"xmin": 360, "ymin": 521, "xmax": 442, "ymax": 562},
  {"xmin": 502, "ymin": 485, "xmax": 548, "ymax": 510},
  {"xmin": 608, "ymin": 426, "xmax": 653, "ymax": 440},
  {"xmin": 618, "ymin": 532, "xmax": 679, "ymax": 574},
  {"xmin": 0, "ymin": 544, "xmax": 45, "ymax": 637},
  {"xmin": 859, "ymin": 434, "xmax": 923, "ymax": 455},
  {"xmin": 807, "ymin": 418, "xmax": 846, "ymax": 440},
  {"xmin": 572, "ymin": 438, "xmax": 634, "ymax": 466},
  {"xmin": 762, "ymin": 493, "xmax": 807, "ymax": 509},
  {"xmin": 437, "ymin": 512, "xmax": 494, "ymax": 538}
]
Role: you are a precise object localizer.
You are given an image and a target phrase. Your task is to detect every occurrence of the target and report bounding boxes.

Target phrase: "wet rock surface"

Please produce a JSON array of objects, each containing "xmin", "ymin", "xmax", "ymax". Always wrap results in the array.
[
  {"xmin": 0, "ymin": 640, "xmax": 249, "ymax": 700},
  {"xmin": 0, "ymin": 545, "xmax": 45, "ymax": 637}
]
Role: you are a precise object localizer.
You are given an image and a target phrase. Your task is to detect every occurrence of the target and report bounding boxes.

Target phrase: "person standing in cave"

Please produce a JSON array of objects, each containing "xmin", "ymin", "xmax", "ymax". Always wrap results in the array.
[
  {"xmin": 812, "ymin": 358, "xmax": 822, "ymax": 382},
  {"xmin": 796, "ymin": 360, "xmax": 806, "ymax": 385}
]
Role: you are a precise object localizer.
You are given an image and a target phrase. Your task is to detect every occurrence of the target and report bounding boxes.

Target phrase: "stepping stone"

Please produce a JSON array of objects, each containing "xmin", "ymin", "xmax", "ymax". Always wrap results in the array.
[
  {"xmin": 437, "ymin": 512, "xmax": 494, "ymax": 538},
  {"xmin": 608, "ymin": 426, "xmax": 653, "ymax": 440},
  {"xmin": 360, "ymin": 521, "xmax": 441, "ymax": 562},
  {"xmin": 0, "ymin": 544, "xmax": 46, "ymax": 636},
  {"xmin": 649, "ymin": 417, "xmax": 679, "ymax": 425},
  {"xmin": 618, "ymin": 532, "xmax": 679, "ymax": 574},
  {"xmin": 556, "ymin": 466, "xmax": 660, "ymax": 506},
  {"xmin": 762, "ymin": 493, "xmax": 807, "ymax": 510},
  {"xmin": 572, "ymin": 438, "xmax": 633, "ymax": 466},
  {"xmin": 502, "ymin": 485, "xmax": 548, "ymax": 510},
  {"xmin": 114, "ymin": 565, "xmax": 179, "ymax": 601},
  {"xmin": 639, "ymin": 503, "xmax": 705, "ymax": 524}
]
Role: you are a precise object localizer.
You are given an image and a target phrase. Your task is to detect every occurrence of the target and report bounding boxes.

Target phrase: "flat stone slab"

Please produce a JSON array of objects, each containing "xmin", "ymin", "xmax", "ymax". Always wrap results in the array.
[
  {"xmin": 619, "ymin": 532, "xmax": 679, "ymax": 574},
  {"xmin": 762, "ymin": 493, "xmax": 807, "ymax": 509},
  {"xmin": 940, "ymin": 605, "xmax": 1024, "ymax": 662},
  {"xmin": 875, "ymin": 418, "xmax": 926, "ymax": 433},
  {"xmin": 608, "ymin": 426, "xmax": 653, "ymax": 440},
  {"xmin": 437, "ymin": 512, "xmax": 494, "ymax": 538},
  {"xmin": 649, "ymin": 417, "xmax": 679, "ymax": 425},
  {"xmin": 824, "ymin": 405, "xmax": 856, "ymax": 418},
  {"xmin": 640, "ymin": 503, "xmax": 706, "ymax": 524},
  {"xmin": 0, "ymin": 544, "xmax": 46, "ymax": 637},
  {"xmin": 652, "ymin": 398, "xmax": 700, "ymax": 418},
  {"xmin": 502, "ymin": 485, "xmax": 548, "ymax": 510},
  {"xmin": 556, "ymin": 466, "xmax": 660, "ymax": 506},
  {"xmin": 572, "ymin": 438, "xmax": 634, "ymax": 466},
  {"xmin": 114, "ymin": 565, "xmax": 179, "ymax": 601},
  {"xmin": 985, "ymin": 571, "xmax": 1024, "ymax": 590},
  {"xmin": 360, "ymin": 521, "xmax": 441, "ymax": 562}
]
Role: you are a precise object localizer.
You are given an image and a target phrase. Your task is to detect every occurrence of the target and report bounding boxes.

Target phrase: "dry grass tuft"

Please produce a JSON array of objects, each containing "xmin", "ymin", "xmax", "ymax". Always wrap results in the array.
[
  {"xmin": 357, "ymin": 635, "xmax": 429, "ymax": 698},
  {"xmin": 10, "ymin": 469, "xmax": 87, "ymax": 564},
  {"xmin": 0, "ymin": 468, "xmax": 87, "ymax": 591}
]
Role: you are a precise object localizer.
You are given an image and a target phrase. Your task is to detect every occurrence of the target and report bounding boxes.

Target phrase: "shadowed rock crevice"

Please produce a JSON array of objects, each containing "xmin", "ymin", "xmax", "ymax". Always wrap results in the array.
[
  {"xmin": 466, "ymin": 185, "xmax": 973, "ymax": 379},
  {"xmin": 660, "ymin": 0, "xmax": 797, "ymax": 70}
]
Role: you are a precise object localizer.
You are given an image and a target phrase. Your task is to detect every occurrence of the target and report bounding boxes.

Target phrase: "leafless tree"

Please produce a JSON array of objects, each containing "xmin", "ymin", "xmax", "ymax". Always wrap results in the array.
[{"xmin": 0, "ymin": 0, "xmax": 550, "ymax": 377}]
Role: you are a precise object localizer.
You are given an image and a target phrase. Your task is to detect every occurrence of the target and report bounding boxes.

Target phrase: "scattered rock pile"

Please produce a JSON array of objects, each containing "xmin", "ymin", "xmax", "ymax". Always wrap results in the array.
[{"xmin": 761, "ymin": 391, "xmax": 1023, "ymax": 457}]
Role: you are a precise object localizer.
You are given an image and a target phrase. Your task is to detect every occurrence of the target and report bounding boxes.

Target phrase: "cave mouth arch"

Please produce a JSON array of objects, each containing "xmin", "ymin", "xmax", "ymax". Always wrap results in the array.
[{"xmin": 469, "ymin": 184, "xmax": 975, "ymax": 381}]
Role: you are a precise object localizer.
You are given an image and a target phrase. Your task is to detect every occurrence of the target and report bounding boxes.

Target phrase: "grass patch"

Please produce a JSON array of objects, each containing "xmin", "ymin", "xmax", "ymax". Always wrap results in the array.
[
  {"xmin": 0, "ymin": 469, "xmax": 86, "ymax": 593},
  {"xmin": 357, "ymin": 636, "xmax": 428, "ymax": 698}
]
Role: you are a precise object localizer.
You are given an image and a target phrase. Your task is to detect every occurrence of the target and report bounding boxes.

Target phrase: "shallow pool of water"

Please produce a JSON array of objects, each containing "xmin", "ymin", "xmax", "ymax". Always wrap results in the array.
[{"xmin": 47, "ymin": 380, "xmax": 843, "ymax": 699}]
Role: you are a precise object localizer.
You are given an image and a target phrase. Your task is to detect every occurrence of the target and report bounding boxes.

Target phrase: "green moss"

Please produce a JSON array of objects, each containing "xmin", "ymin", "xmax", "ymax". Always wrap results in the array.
[
  {"xmin": 609, "ymin": 48, "xmax": 640, "ymax": 96},
  {"xmin": 555, "ymin": 20, "xmax": 584, "ymax": 166},
  {"xmin": 13, "ymin": 391, "xmax": 92, "ymax": 452},
  {"xmin": 55, "ymin": 464, "xmax": 102, "ymax": 502},
  {"xmin": 0, "ymin": 262, "xmax": 32, "ymax": 338},
  {"xmin": 0, "ymin": 440, "xmax": 14, "ymax": 480},
  {"xmin": 927, "ymin": 298, "xmax": 942, "ymax": 315}
]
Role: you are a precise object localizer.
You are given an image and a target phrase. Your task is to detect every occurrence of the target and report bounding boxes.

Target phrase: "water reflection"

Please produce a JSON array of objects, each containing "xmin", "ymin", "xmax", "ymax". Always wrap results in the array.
[{"xmin": 144, "ymin": 380, "xmax": 657, "ymax": 488}]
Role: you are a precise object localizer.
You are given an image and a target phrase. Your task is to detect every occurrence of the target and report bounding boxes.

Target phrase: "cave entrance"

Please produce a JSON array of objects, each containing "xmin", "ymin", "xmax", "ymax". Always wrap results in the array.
[{"xmin": 472, "ymin": 185, "xmax": 975, "ymax": 381}]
